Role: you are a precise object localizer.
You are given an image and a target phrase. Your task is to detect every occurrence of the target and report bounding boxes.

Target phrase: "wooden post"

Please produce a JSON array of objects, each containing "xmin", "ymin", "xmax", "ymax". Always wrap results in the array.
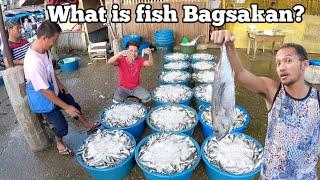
[
  {"xmin": 2, "ymin": 67, "xmax": 51, "ymax": 152},
  {"xmin": 106, "ymin": 0, "xmax": 121, "ymax": 54},
  {"xmin": 105, "ymin": 0, "xmax": 113, "ymax": 43},
  {"xmin": 0, "ymin": 4, "xmax": 50, "ymax": 152},
  {"xmin": 113, "ymin": 0, "xmax": 123, "ymax": 39},
  {"xmin": 0, "ymin": 5, "xmax": 13, "ymax": 67}
]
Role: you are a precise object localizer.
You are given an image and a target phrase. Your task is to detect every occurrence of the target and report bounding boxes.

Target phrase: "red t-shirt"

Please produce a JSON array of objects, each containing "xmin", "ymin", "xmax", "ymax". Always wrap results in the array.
[{"xmin": 117, "ymin": 56, "xmax": 144, "ymax": 89}]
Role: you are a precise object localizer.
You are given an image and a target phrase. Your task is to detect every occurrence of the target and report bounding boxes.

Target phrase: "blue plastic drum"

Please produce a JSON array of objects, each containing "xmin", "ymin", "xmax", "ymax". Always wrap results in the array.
[
  {"xmin": 58, "ymin": 57, "xmax": 80, "ymax": 73},
  {"xmin": 76, "ymin": 129, "xmax": 136, "ymax": 180},
  {"xmin": 152, "ymin": 84, "xmax": 193, "ymax": 106},
  {"xmin": 146, "ymin": 103, "xmax": 198, "ymax": 136},
  {"xmin": 190, "ymin": 53, "xmax": 217, "ymax": 63},
  {"xmin": 99, "ymin": 102, "xmax": 147, "ymax": 140},
  {"xmin": 0, "ymin": 66, "xmax": 4, "ymax": 86},
  {"xmin": 135, "ymin": 132, "xmax": 201, "ymax": 180},
  {"xmin": 197, "ymin": 103, "xmax": 251, "ymax": 139},
  {"xmin": 309, "ymin": 59, "xmax": 320, "ymax": 66},
  {"xmin": 201, "ymin": 132, "xmax": 263, "ymax": 180},
  {"xmin": 158, "ymin": 71, "xmax": 191, "ymax": 86}
]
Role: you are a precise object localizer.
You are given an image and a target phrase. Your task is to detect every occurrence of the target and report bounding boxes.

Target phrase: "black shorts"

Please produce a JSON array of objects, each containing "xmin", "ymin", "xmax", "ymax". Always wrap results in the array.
[{"xmin": 42, "ymin": 91, "xmax": 82, "ymax": 138}]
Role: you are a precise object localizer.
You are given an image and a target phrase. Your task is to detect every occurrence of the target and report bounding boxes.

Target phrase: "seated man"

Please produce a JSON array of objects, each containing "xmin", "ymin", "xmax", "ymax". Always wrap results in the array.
[
  {"xmin": 107, "ymin": 41, "xmax": 154, "ymax": 103},
  {"xmin": 3, "ymin": 19, "xmax": 31, "ymax": 68},
  {"xmin": 24, "ymin": 20, "xmax": 100, "ymax": 156}
]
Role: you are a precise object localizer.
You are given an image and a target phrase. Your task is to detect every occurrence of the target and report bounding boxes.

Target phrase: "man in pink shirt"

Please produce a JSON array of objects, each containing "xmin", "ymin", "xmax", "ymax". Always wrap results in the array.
[
  {"xmin": 107, "ymin": 41, "xmax": 154, "ymax": 103},
  {"xmin": 24, "ymin": 21, "xmax": 100, "ymax": 156}
]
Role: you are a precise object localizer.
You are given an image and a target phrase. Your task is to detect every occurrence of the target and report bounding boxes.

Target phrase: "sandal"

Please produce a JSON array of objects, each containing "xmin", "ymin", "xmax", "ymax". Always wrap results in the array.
[
  {"xmin": 58, "ymin": 147, "xmax": 74, "ymax": 157},
  {"xmin": 87, "ymin": 122, "xmax": 101, "ymax": 135}
]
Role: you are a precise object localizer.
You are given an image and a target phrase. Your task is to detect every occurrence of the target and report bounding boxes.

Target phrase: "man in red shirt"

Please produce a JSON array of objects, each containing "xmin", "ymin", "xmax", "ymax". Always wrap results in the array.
[{"xmin": 107, "ymin": 41, "xmax": 154, "ymax": 103}]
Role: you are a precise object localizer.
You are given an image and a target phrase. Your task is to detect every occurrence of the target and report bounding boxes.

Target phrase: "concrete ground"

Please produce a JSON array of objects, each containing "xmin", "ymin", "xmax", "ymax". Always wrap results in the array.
[{"xmin": 0, "ymin": 48, "xmax": 319, "ymax": 180}]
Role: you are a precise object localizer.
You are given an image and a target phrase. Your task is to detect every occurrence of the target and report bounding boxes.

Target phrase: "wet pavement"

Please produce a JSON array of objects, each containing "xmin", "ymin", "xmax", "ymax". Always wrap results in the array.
[{"xmin": 0, "ymin": 48, "xmax": 319, "ymax": 180}]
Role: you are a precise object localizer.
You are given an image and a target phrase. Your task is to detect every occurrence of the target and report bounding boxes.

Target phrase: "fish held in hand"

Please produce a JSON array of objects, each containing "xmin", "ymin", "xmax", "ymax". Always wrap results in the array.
[{"xmin": 210, "ymin": 44, "xmax": 235, "ymax": 140}]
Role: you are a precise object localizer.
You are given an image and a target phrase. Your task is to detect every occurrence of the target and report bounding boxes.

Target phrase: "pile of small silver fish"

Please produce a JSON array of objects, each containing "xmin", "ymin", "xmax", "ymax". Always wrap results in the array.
[
  {"xmin": 202, "ymin": 107, "xmax": 247, "ymax": 129},
  {"xmin": 138, "ymin": 134, "xmax": 198, "ymax": 174},
  {"xmin": 149, "ymin": 105, "xmax": 196, "ymax": 132},
  {"xmin": 159, "ymin": 71, "xmax": 190, "ymax": 83},
  {"xmin": 194, "ymin": 84, "xmax": 212, "ymax": 102},
  {"xmin": 153, "ymin": 85, "xmax": 192, "ymax": 103},
  {"xmin": 101, "ymin": 103, "xmax": 146, "ymax": 128},
  {"xmin": 78, "ymin": 129, "xmax": 134, "ymax": 168},
  {"xmin": 164, "ymin": 53, "xmax": 189, "ymax": 62},
  {"xmin": 163, "ymin": 61, "xmax": 189, "ymax": 71},
  {"xmin": 191, "ymin": 53, "xmax": 216, "ymax": 61},
  {"xmin": 192, "ymin": 70, "xmax": 215, "ymax": 83},
  {"xmin": 233, "ymin": 108, "xmax": 248, "ymax": 129},
  {"xmin": 203, "ymin": 134, "xmax": 263, "ymax": 174},
  {"xmin": 191, "ymin": 61, "xmax": 217, "ymax": 71}
]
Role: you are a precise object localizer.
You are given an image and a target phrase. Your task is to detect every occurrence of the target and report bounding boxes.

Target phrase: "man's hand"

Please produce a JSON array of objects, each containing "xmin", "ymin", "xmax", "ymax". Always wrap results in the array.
[
  {"xmin": 120, "ymin": 50, "xmax": 127, "ymax": 56},
  {"xmin": 107, "ymin": 51, "xmax": 125, "ymax": 64},
  {"xmin": 142, "ymin": 48, "xmax": 154, "ymax": 67},
  {"xmin": 210, "ymin": 30, "xmax": 236, "ymax": 45},
  {"xmin": 122, "ymin": 50, "xmax": 135, "ymax": 62},
  {"xmin": 58, "ymin": 83, "xmax": 68, "ymax": 94},
  {"xmin": 143, "ymin": 48, "xmax": 152, "ymax": 55},
  {"xmin": 64, "ymin": 105, "xmax": 81, "ymax": 118}
]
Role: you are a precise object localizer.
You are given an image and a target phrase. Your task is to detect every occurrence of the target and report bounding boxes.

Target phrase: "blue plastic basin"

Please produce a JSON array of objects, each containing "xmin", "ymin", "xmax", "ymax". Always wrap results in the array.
[
  {"xmin": 155, "ymin": 42, "xmax": 173, "ymax": 54},
  {"xmin": 0, "ymin": 77, "xmax": 3, "ymax": 86},
  {"xmin": 76, "ymin": 129, "xmax": 136, "ymax": 180},
  {"xmin": 197, "ymin": 103, "xmax": 251, "ymax": 139},
  {"xmin": 146, "ymin": 103, "xmax": 198, "ymax": 136},
  {"xmin": 139, "ymin": 41, "xmax": 151, "ymax": 55},
  {"xmin": 99, "ymin": 102, "xmax": 148, "ymax": 140},
  {"xmin": 163, "ymin": 53, "xmax": 189, "ymax": 63},
  {"xmin": 158, "ymin": 71, "xmax": 191, "ymax": 86},
  {"xmin": 0, "ymin": 68, "xmax": 4, "ymax": 86},
  {"xmin": 152, "ymin": 84, "xmax": 193, "ymax": 106},
  {"xmin": 190, "ymin": 53, "xmax": 217, "ymax": 63},
  {"xmin": 193, "ymin": 84, "xmax": 211, "ymax": 110},
  {"xmin": 163, "ymin": 61, "xmax": 190, "ymax": 72},
  {"xmin": 309, "ymin": 59, "xmax": 320, "ymax": 66},
  {"xmin": 58, "ymin": 57, "xmax": 79, "ymax": 73},
  {"xmin": 135, "ymin": 132, "xmax": 201, "ymax": 180},
  {"xmin": 201, "ymin": 132, "xmax": 262, "ymax": 180}
]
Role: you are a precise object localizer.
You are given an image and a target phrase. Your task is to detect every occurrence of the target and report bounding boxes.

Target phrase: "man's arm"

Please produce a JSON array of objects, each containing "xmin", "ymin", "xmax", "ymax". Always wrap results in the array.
[
  {"xmin": 211, "ymin": 30, "xmax": 278, "ymax": 104},
  {"xmin": 13, "ymin": 59, "xmax": 24, "ymax": 65},
  {"xmin": 41, "ymin": 89, "xmax": 80, "ymax": 117},
  {"xmin": 3, "ymin": 57, "xmax": 9, "ymax": 68},
  {"xmin": 55, "ymin": 76, "xmax": 68, "ymax": 93},
  {"xmin": 107, "ymin": 51, "xmax": 123, "ymax": 65},
  {"xmin": 143, "ymin": 48, "xmax": 154, "ymax": 67},
  {"xmin": 4, "ymin": 57, "xmax": 24, "ymax": 67}
]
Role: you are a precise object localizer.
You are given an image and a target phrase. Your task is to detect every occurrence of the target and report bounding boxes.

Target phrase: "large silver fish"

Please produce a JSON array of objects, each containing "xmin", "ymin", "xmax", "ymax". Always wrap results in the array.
[{"xmin": 211, "ymin": 44, "xmax": 235, "ymax": 140}]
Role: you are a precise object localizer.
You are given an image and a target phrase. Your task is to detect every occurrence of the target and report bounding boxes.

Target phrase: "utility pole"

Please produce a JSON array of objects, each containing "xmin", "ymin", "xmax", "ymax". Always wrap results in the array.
[{"xmin": 0, "ymin": 4, "xmax": 50, "ymax": 152}]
